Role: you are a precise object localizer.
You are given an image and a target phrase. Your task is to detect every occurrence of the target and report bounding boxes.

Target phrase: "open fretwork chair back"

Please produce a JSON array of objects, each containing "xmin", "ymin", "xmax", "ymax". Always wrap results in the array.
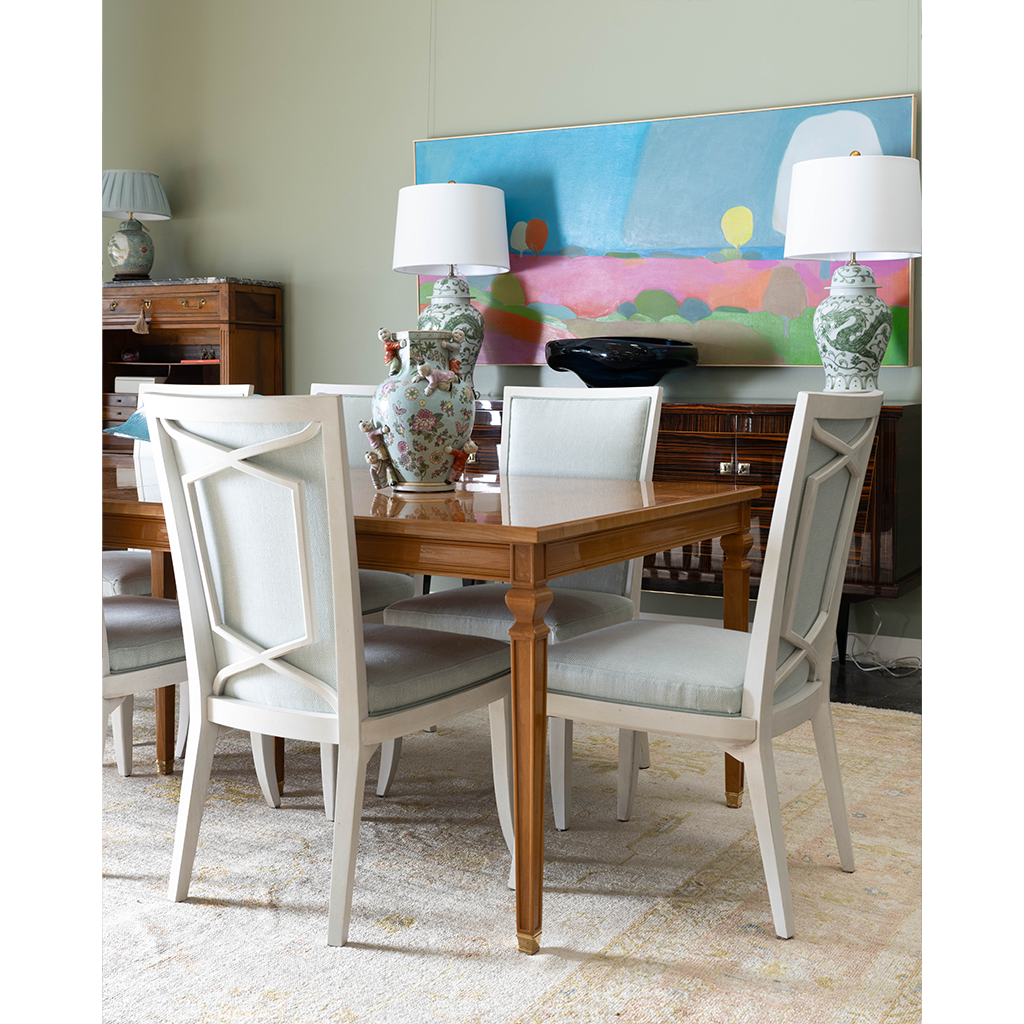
[
  {"xmin": 746, "ymin": 390, "xmax": 883, "ymax": 722},
  {"xmin": 544, "ymin": 389, "xmax": 884, "ymax": 939},
  {"xmin": 147, "ymin": 393, "xmax": 514, "ymax": 946},
  {"xmin": 150, "ymin": 396, "xmax": 361, "ymax": 721}
]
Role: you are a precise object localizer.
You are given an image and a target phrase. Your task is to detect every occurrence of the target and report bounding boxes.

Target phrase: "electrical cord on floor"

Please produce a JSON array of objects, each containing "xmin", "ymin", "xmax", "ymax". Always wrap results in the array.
[{"xmin": 834, "ymin": 608, "xmax": 922, "ymax": 677}]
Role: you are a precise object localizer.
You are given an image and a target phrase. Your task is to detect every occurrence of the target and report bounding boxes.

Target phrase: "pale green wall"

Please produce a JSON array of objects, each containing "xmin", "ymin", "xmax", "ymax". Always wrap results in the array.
[{"xmin": 102, "ymin": 0, "xmax": 923, "ymax": 640}]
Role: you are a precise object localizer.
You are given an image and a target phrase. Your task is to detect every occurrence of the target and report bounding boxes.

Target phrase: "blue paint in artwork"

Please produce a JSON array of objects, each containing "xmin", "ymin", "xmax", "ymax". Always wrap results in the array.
[
  {"xmin": 528, "ymin": 302, "xmax": 577, "ymax": 321},
  {"xmin": 678, "ymin": 297, "xmax": 712, "ymax": 322},
  {"xmin": 415, "ymin": 97, "xmax": 914, "ymax": 258},
  {"xmin": 617, "ymin": 301, "xmax": 638, "ymax": 318}
]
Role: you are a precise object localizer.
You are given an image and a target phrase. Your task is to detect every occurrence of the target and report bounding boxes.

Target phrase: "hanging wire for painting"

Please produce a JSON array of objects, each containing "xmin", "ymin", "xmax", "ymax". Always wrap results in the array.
[{"xmin": 837, "ymin": 606, "xmax": 922, "ymax": 677}]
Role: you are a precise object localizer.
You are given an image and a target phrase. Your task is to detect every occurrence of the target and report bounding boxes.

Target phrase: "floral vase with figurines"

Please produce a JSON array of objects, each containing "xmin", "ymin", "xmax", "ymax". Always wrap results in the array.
[{"xmin": 365, "ymin": 327, "xmax": 478, "ymax": 492}]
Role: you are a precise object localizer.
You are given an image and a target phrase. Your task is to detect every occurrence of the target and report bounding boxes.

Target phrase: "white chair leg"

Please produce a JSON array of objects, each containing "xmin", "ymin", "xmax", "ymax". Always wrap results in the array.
[
  {"xmin": 489, "ymin": 698, "xmax": 515, "ymax": 859},
  {"xmin": 743, "ymin": 739, "xmax": 795, "ymax": 939},
  {"xmin": 811, "ymin": 702, "xmax": 855, "ymax": 873},
  {"xmin": 250, "ymin": 732, "xmax": 281, "ymax": 808},
  {"xmin": 174, "ymin": 683, "xmax": 189, "ymax": 759},
  {"xmin": 102, "ymin": 696, "xmax": 123, "ymax": 764},
  {"xmin": 168, "ymin": 719, "xmax": 222, "ymax": 903},
  {"xmin": 637, "ymin": 731, "xmax": 651, "ymax": 770},
  {"xmin": 376, "ymin": 737, "xmax": 402, "ymax": 797},
  {"xmin": 617, "ymin": 728, "xmax": 644, "ymax": 822},
  {"xmin": 326, "ymin": 742, "xmax": 375, "ymax": 947},
  {"xmin": 112, "ymin": 694, "xmax": 134, "ymax": 776},
  {"xmin": 321, "ymin": 743, "xmax": 338, "ymax": 820},
  {"xmin": 549, "ymin": 717, "xmax": 573, "ymax": 831}
]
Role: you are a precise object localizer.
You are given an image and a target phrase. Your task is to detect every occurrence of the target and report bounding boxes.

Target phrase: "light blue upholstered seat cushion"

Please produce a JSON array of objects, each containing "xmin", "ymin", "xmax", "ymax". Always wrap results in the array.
[
  {"xmin": 221, "ymin": 623, "xmax": 510, "ymax": 716},
  {"xmin": 546, "ymin": 620, "xmax": 751, "ymax": 715},
  {"xmin": 358, "ymin": 570, "xmax": 416, "ymax": 615},
  {"xmin": 362, "ymin": 624, "xmax": 510, "ymax": 716},
  {"xmin": 104, "ymin": 595, "xmax": 186, "ymax": 673},
  {"xmin": 383, "ymin": 582, "xmax": 636, "ymax": 644},
  {"xmin": 102, "ymin": 550, "xmax": 153, "ymax": 597}
]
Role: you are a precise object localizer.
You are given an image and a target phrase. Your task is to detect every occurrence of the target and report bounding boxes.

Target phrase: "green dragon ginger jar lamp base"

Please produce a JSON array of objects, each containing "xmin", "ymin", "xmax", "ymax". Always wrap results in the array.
[{"xmin": 813, "ymin": 261, "xmax": 892, "ymax": 392}]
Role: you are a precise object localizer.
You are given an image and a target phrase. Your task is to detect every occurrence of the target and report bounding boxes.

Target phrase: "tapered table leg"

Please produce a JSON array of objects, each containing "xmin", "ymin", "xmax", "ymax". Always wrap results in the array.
[
  {"xmin": 152, "ymin": 550, "xmax": 177, "ymax": 774},
  {"xmin": 505, "ymin": 545, "xmax": 553, "ymax": 955},
  {"xmin": 721, "ymin": 528, "xmax": 753, "ymax": 807}
]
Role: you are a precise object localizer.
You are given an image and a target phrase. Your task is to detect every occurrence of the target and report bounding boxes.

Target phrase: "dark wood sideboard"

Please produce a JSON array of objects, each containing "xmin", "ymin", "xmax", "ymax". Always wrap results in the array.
[
  {"xmin": 467, "ymin": 399, "xmax": 921, "ymax": 653},
  {"xmin": 102, "ymin": 278, "xmax": 284, "ymax": 454}
]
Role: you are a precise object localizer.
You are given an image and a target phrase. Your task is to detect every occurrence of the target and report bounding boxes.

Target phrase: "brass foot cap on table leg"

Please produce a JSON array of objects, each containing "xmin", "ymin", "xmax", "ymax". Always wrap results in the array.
[
  {"xmin": 157, "ymin": 760, "xmax": 174, "ymax": 775},
  {"xmin": 726, "ymin": 791, "xmax": 743, "ymax": 808},
  {"xmin": 517, "ymin": 931, "xmax": 541, "ymax": 955}
]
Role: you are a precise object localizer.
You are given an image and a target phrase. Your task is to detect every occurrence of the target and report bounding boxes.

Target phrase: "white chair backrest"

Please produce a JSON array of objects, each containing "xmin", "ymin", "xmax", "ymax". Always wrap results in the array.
[
  {"xmin": 745, "ymin": 390, "xmax": 883, "ymax": 720},
  {"xmin": 145, "ymin": 393, "xmax": 366, "ymax": 734},
  {"xmin": 309, "ymin": 383, "xmax": 377, "ymax": 468},
  {"xmin": 499, "ymin": 385, "xmax": 663, "ymax": 600},
  {"xmin": 133, "ymin": 383, "xmax": 255, "ymax": 501},
  {"xmin": 499, "ymin": 385, "xmax": 662, "ymax": 481}
]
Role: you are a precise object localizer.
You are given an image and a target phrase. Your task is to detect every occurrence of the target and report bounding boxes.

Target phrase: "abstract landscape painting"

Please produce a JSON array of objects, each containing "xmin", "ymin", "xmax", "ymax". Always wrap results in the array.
[{"xmin": 414, "ymin": 95, "xmax": 915, "ymax": 366}]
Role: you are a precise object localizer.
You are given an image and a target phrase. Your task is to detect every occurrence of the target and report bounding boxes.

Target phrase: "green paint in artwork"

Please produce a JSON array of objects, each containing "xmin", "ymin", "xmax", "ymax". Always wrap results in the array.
[{"xmin": 634, "ymin": 289, "xmax": 681, "ymax": 320}]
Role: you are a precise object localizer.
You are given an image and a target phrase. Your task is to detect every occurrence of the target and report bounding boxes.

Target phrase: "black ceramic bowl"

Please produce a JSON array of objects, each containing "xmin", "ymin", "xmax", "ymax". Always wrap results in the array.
[{"xmin": 545, "ymin": 336, "xmax": 698, "ymax": 388}]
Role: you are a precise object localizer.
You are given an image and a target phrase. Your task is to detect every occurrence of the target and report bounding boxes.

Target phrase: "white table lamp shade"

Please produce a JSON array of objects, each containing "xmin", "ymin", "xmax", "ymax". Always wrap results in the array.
[
  {"xmin": 783, "ymin": 155, "xmax": 920, "ymax": 261},
  {"xmin": 392, "ymin": 182, "xmax": 509, "ymax": 276},
  {"xmin": 102, "ymin": 170, "xmax": 172, "ymax": 221}
]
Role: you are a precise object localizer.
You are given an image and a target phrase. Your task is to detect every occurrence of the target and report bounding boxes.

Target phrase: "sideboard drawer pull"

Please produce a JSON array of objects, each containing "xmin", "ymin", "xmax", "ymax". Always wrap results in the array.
[
  {"xmin": 719, "ymin": 462, "xmax": 733, "ymax": 475},
  {"xmin": 180, "ymin": 298, "xmax": 207, "ymax": 309}
]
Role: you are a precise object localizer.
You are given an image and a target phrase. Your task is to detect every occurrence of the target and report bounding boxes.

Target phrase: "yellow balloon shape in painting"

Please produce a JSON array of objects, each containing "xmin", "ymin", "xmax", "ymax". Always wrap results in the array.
[{"xmin": 721, "ymin": 206, "xmax": 754, "ymax": 250}]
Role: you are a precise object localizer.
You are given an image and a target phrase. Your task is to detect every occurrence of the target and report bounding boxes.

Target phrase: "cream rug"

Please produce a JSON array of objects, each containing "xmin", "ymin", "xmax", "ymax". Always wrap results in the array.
[{"xmin": 103, "ymin": 697, "xmax": 921, "ymax": 1023}]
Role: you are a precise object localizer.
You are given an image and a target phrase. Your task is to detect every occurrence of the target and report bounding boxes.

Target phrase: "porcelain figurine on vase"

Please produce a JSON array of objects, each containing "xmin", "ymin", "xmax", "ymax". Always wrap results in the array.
[{"xmin": 367, "ymin": 327, "xmax": 477, "ymax": 492}]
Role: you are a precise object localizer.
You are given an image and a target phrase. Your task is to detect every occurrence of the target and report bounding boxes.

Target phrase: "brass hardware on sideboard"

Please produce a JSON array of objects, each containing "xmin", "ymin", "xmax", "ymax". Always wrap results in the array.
[{"xmin": 180, "ymin": 298, "xmax": 206, "ymax": 308}]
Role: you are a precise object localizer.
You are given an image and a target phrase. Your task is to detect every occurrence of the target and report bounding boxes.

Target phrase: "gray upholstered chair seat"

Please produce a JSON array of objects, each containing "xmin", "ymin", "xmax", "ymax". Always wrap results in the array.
[
  {"xmin": 384, "ymin": 582, "xmax": 636, "ymax": 644},
  {"xmin": 102, "ymin": 550, "xmax": 153, "ymax": 596},
  {"xmin": 359, "ymin": 570, "xmax": 417, "ymax": 615},
  {"xmin": 547, "ymin": 620, "xmax": 750, "ymax": 716},
  {"xmin": 104, "ymin": 595, "xmax": 186, "ymax": 673},
  {"xmin": 363, "ymin": 625, "xmax": 510, "ymax": 716}
]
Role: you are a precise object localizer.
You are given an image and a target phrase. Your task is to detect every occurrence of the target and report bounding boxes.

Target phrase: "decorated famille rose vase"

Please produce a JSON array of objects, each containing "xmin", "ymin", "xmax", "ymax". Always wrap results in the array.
[{"xmin": 365, "ymin": 328, "xmax": 478, "ymax": 492}]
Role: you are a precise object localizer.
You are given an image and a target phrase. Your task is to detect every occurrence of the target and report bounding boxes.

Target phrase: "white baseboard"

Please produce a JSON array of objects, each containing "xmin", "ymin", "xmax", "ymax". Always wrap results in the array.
[{"xmin": 638, "ymin": 612, "xmax": 922, "ymax": 667}]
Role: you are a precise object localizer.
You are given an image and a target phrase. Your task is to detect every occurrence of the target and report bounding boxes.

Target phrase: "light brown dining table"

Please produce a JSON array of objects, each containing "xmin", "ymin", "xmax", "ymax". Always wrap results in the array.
[{"xmin": 103, "ymin": 452, "xmax": 760, "ymax": 954}]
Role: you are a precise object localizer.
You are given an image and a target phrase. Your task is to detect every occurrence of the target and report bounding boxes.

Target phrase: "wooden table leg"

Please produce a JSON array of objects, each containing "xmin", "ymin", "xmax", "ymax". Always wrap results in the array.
[
  {"xmin": 505, "ymin": 546, "xmax": 553, "ymax": 955},
  {"xmin": 721, "ymin": 527, "xmax": 753, "ymax": 808},
  {"xmin": 152, "ymin": 551, "xmax": 178, "ymax": 775}
]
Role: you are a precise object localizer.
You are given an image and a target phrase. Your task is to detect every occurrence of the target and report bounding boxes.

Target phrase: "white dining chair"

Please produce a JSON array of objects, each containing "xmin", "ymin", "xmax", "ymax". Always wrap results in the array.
[
  {"xmin": 382, "ymin": 385, "xmax": 663, "ymax": 821},
  {"xmin": 247, "ymin": 383, "xmax": 424, "ymax": 818},
  {"xmin": 145, "ymin": 392, "xmax": 515, "ymax": 946},
  {"xmin": 103, "ymin": 595, "xmax": 188, "ymax": 776},
  {"xmin": 103, "ymin": 383, "xmax": 256, "ymax": 764},
  {"xmin": 543, "ymin": 390, "xmax": 884, "ymax": 938}
]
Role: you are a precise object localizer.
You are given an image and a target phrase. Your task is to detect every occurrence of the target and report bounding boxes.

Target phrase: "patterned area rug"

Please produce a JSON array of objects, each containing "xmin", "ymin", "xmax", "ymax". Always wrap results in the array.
[{"xmin": 103, "ymin": 698, "xmax": 920, "ymax": 1023}]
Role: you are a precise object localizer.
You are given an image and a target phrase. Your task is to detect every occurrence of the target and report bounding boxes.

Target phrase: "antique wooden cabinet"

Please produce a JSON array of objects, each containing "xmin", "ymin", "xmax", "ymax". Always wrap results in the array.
[
  {"xmin": 467, "ymin": 399, "xmax": 921, "ymax": 618},
  {"xmin": 102, "ymin": 278, "xmax": 283, "ymax": 452}
]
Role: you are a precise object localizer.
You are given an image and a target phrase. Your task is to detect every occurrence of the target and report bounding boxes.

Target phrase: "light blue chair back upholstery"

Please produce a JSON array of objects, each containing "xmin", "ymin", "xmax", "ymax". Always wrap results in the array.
[
  {"xmin": 500, "ymin": 387, "xmax": 663, "ymax": 597},
  {"xmin": 753, "ymin": 399, "xmax": 883, "ymax": 710},
  {"xmin": 310, "ymin": 383, "xmax": 375, "ymax": 468},
  {"xmin": 148, "ymin": 401, "xmax": 360, "ymax": 717}
]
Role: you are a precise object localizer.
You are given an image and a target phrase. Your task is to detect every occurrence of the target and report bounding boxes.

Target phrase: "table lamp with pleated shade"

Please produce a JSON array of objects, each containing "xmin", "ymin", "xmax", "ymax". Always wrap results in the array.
[{"xmin": 102, "ymin": 170, "xmax": 173, "ymax": 280}]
